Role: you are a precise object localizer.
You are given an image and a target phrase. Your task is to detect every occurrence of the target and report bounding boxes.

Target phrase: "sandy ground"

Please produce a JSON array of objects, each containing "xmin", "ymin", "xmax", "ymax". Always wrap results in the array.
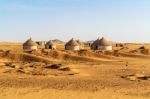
[{"xmin": 0, "ymin": 43, "xmax": 150, "ymax": 99}]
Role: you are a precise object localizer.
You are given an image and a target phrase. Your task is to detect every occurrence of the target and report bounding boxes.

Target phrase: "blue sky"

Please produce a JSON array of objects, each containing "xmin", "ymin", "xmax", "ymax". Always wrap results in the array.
[{"xmin": 0, "ymin": 0, "xmax": 150, "ymax": 42}]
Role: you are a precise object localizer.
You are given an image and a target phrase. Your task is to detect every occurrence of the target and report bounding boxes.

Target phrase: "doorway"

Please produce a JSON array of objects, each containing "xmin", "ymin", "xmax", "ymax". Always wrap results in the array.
[
  {"xmin": 95, "ymin": 46, "xmax": 98, "ymax": 50},
  {"xmin": 49, "ymin": 45, "xmax": 52, "ymax": 49}
]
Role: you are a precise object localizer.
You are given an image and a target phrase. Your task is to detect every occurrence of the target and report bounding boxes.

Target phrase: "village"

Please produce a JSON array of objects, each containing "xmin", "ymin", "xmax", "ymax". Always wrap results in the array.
[
  {"xmin": 0, "ymin": 0, "xmax": 150, "ymax": 98},
  {"xmin": 23, "ymin": 37, "xmax": 114, "ymax": 51},
  {"xmin": 0, "ymin": 37, "xmax": 149, "ymax": 99}
]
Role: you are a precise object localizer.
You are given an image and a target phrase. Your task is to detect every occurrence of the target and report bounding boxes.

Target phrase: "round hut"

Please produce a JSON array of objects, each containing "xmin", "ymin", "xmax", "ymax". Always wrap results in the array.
[
  {"xmin": 76, "ymin": 40, "xmax": 84, "ymax": 50},
  {"xmin": 45, "ymin": 40, "xmax": 56, "ymax": 49},
  {"xmin": 36, "ymin": 41, "xmax": 46, "ymax": 49},
  {"xmin": 91, "ymin": 37, "xmax": 112, "ymax": 50},
  {"xmin": 23, "ymin": 38, "xmax": 38, "ymax": 51},
  {"xmin": 65, "ymin": 38, "xmax": 80, "ymax": 50}
]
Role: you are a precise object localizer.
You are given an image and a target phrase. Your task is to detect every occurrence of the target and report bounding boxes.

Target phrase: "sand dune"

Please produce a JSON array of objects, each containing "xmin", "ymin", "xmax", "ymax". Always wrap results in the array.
[{"xmin": 0, "ymin": 43, "xmax": 150, "ymax": 99}]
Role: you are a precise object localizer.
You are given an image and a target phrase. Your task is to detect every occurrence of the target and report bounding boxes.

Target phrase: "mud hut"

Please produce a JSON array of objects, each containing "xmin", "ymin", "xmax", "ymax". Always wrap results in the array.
[
  {"xmin": 91, "ymin": 37, "xmax": 112, "ymax": 50},
  {"xmin": 45, "ymin": 40, "xmax": 56, "ymax": 49},
  {"xmin": 65, "ymin": 38, "xmax": 80, "ymax": 50},
  {"xmin": 23, "ymin": 38, "xmax": 38, "ymax": 51},
  {"xmin": 76, "ymin": 40, "xmax": 84, "ymax": 50},
  {"xmin": 36, "ymin": 41, "xmax": 46, "ymax": 49}
]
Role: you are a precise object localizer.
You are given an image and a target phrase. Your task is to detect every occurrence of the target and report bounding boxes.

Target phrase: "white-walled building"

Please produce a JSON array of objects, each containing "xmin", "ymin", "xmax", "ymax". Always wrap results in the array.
[
  {"xmin": 76, "ymin": 40, "xmax": 84, "ymax": 50},
  {"xmin": 91, "ymin": 37, "xmax": 112, "ymax": 50},
  {"xmin": 65, "ymin": 38, "xmax": 80, "ymax": 50},
  {"xmin": 23, "ymin": 38, "xmax": 38, "ymax": 51},
  {"xmin": 45, "ymin": 40, "xmax": 56, "ymax": 49}
]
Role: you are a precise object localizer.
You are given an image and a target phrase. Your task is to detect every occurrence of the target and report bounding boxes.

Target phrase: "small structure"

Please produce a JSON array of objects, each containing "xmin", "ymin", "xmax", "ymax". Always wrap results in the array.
[
  {"xmin": 65, "ymin": 38, "xmax": 80, "ymax": 50},
  {"xmin": 36, "ymin": 41, "xmax": 46, "ymax": 46},
  {"xmin": 45, "ymin": 40, "xmax": 56, "ymax": 49},
  {"xmin": 36, "ymin": 41, "xmax": 46, "ymax": 49},
  {"xmin": 23, "ymin": 38, "xmax": 38, "ymax": 51},
  {"xmin": 91, "ymin": 37, "xmax": 112, "ymax": 50},
  {"xmin": 76, "ymin": 40, "xmax": 84, "ymax": 50}
]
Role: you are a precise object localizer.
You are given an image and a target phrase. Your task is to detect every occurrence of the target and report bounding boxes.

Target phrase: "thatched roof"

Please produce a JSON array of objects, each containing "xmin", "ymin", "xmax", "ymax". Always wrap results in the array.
[
  {"xmin": 23, "ymin": 38, "xmax": 37, "ymax": 46},
  {"xmin": 46, "ymin": 40, "xmax": 55, "ymax": 46},
  {"xmin": 92, "ymin": 37, "xmax": 112, "ymax": 46},
  {"xmin": 91, "ymin": 38, "xmax": 100, "ymax": 46},
  {"xmin": 99, "ymin": 37, "xmax": 112, "ymax": 46},
  {"xmin": 65, "ymin": 38, "xmax": 79, "ymax": 46}
]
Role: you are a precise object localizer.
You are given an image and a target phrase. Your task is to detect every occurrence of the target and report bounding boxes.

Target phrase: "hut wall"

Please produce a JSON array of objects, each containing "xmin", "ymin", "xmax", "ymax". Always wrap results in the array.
[
  {"xmin": 65, "ymin": 46, "xmax": 80, "ymax": 50},
  {"xmin": 23, "ymin": 46, "xmax": 38, "ymax": 51},
  {"xmin": 97, "ymin": 46, "xmax": 112, "ymax": 50},
  {"xmin": 38, "ymin": 45, "xmax": 45, "ymax": 49}
]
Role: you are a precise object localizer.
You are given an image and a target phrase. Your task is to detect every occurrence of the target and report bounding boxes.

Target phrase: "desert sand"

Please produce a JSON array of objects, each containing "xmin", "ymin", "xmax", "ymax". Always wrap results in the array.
[{"xmin": 0, "ymin": 43, "xmax": 150, "ymax": 99}]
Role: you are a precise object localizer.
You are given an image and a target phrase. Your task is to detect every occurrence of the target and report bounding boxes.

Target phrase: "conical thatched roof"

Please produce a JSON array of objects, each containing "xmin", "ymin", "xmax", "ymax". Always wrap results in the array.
[
  {"xmin": 92, "ymin": 37, "xmax": 112, "ymax": 46},
  {"xmin": 46, "ymin": 40, "xmax": 55, "ymax": 46},
  {"xmin": 65, "ymin": 38, "xmax": 79, "ymax": 46},
  {"xmin": 91, "ymin": 38, "xmax": 100, "ymax": 46},
  {"xmin": 98, "ymin": 37, "xmax": 112, "ymax": 46},
  {"xmin": 23, "ymin": 38, "xmax": 37, "ymax": 46}
]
